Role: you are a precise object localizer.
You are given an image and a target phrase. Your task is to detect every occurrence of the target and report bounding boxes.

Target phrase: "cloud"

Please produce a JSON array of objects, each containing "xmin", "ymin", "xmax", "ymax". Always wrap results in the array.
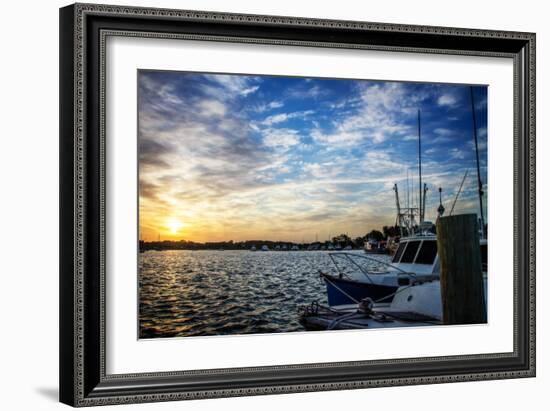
[
  {"xmin": 363, "ymin": 151, "xmax": 405, "ymax": 174},
  {"xmin": 254, "ymin": 100, "xmax": 284, "ymax": 112},
  {"xmin": 201, "ymin": 74, "xmax": 261, "ymax": 99},
  {"xmin": 287, "ymin": 85, "xmax": 329, "ymax": 100},
  {"xmin": 137, "ymin": 71, "xmax": 488, "ymax": 242},
  {"xmin": 241, "ymin": 85, "xmax": 260, "ymax": 96},
  {"xmin": 311, "ymin": 129, "xmax": 363, "ymax": 146},
  {"xmin": 434, "ymin": 128, "xmax": 453, "ymax": 136},
  {"xmin": 449, "ymin": 147, "xmax": 467, "ymax": 159},
  {"xmin": 262, "ymin": 128, "xmax": 301, "ymax": 148},
  {"xmin": 198, "ymin": 99, "xmax": 226, "ymax": 117},
  {"xmin": 437, "ymin": 93, "xmax": 458, "ymax": 107},
  {"xmin": 261, "ymin": 110, "xmax": 314, "ymax": 126},
  {"xmin": 310, "ymin": 82, "xmax": 421, "ymax": 146},
  {"xmin": 478, "ymin": 126, "xmax": 487, "ymax": 137},
  {"xmin": 467, "ymin": 137, "xmax": 487, "ymax": 151}
]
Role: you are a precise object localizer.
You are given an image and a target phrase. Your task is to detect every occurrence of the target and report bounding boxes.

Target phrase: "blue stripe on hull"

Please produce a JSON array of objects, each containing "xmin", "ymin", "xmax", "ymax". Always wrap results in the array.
[{"xmin": 322, "ymin": 274, "xmax": 398, "ymax": 306}]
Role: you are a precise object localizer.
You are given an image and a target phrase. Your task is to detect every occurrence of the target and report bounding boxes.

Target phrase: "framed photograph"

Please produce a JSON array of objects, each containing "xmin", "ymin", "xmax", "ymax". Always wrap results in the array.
[{"xmin": 59, "ymin": 3, "xmax": 535, "ymax": 407}]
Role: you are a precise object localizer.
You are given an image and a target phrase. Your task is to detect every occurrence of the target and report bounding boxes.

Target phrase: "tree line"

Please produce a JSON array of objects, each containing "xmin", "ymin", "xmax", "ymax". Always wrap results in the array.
[{"xmin": 139, "ymin": 225, "xmax": 402, "ymax": 251}]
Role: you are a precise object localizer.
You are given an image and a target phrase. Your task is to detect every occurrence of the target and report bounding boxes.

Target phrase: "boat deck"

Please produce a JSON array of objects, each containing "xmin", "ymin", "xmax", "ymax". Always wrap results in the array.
[{"xmin": 299, "ymin": 304, "xmax": 441, "ymax": 331}]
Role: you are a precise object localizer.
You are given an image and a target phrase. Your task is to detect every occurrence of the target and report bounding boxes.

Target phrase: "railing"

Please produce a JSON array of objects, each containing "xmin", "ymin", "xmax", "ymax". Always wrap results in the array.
[{"xmin": 327, "ymin": 252, "xmax": 415, "ymax": 284}]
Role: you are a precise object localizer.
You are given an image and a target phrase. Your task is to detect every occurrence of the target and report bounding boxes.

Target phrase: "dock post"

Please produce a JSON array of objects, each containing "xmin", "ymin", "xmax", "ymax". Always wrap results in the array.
[{"xmin": 436, "ymin": 214, "xmax": 486, "ymax": 325}]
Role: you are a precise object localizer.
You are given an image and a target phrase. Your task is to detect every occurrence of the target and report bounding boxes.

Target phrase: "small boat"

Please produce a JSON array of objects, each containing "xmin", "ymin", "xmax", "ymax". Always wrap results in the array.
[
  {"xmin": 320, "ymin": 234, "xmax": 487, "ymax": 306},
  {"xmin": 250, "ymin": 245, "xmax": 257, "ymax": 251},
  {"xmin": 291, "ymin": 245, "xmax": 300, "ymax": 251},
  {"xmin": 261, "ymin": 245, "xmax": 270, "ymax": 251}
]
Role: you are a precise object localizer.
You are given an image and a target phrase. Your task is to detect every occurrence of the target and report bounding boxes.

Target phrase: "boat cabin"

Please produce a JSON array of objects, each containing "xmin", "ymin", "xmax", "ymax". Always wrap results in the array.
[
  {"xmin": 391, "ymin": 236, "xmax": 439, "ymax": 275},
  {"xmin": 392, "ymin": 235, "xmax": 487, "ymax": 274}
]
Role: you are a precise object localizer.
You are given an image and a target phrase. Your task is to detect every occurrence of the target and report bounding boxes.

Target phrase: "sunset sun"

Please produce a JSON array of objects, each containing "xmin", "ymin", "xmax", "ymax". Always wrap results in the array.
[{"xmin": 167, "ymin": 219, "xmax": 183, "ymax": 234}]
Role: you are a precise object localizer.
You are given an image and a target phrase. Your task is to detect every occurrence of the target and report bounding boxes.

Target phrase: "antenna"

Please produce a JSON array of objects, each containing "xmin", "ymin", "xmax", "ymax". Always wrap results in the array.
[{"xmin": 470, "ymin": 87, "xmax": 486, "ymax": 237}]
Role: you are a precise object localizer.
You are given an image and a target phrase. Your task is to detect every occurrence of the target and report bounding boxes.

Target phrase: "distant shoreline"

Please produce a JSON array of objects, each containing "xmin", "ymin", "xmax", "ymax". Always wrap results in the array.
[
  {"xmin": 139, "ymin": 240, "xmax": 352, "ymax": 252},
  {"xmin": 139, "ymin": 228, "xmax": 400, "ymax": 252}
]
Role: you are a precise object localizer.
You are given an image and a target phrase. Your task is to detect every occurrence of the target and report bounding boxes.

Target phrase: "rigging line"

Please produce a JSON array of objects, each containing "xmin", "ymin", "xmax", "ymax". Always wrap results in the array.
[
  {"xmin": 450, "ymin": 170, "xmax": 469, "ymax": 216},
  {"xmin": 374, "ymin": 283, "xmax": 414, "ymax": 303},
  {"xmin": 322, "ymin": 276, "xmax": 361, "ymax": 305}
]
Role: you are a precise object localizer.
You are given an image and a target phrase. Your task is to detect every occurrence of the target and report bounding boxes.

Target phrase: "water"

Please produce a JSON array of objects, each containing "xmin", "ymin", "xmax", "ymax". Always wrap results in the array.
[{"xmin": 139, "ymin": 250, "xmax": 381, "ymax": 338}]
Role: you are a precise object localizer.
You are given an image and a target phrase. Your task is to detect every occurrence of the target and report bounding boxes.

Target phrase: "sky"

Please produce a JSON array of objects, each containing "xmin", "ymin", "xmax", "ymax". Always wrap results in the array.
[{"xmin": 138, "ymin": 70, "xmax": 487, "ymax": 243}]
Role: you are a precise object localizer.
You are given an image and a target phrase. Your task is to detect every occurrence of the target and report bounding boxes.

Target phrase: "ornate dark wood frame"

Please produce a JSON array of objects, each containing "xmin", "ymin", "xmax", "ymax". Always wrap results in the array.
[{"xmin": 59, "ymin": 3, "xmax": 536, "ymax": 407}]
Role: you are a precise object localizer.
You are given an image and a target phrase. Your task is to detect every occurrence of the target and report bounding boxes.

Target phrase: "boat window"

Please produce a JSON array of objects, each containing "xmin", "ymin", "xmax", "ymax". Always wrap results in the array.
[
  {"xmin": 414, "ymin": 240, "xmax": 438, "ymax": 265},
  {"xmin": 392, "ymin": 242, "xmax": 407, "ymax": 263},
  {"xmin": 480, "ymin": 243, "xmax": 488, "ymax": 271},
  {"xmin": 400, "ymin": 241, "xmax": 421, "ymax": 263}
]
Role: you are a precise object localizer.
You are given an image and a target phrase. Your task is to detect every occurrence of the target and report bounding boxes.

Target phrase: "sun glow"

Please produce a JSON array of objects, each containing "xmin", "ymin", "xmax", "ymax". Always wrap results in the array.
[{"xmin": 167, "ymin": 219, "xmax": 183, "ymax": 234}]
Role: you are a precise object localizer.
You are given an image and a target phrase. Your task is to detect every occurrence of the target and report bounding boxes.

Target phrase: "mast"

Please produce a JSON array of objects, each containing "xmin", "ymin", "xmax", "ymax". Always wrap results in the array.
[
  {"xmin": 418, "ymin": 110, "xmax": 423, "ymax": 224},
  {"xmin": 422, "ymin": 183, "xmax": 428, "ymax": 223},
  {"xmin": 470, "ymin": 87, "xmax": 486, "ymax": 237},
  {"xmin": 406, "ymin": 168, "xmax": 410, "ymax": 212},
  {"xmin": 393, "ymin": 184, "xmax": 404, "ymax": 237}
]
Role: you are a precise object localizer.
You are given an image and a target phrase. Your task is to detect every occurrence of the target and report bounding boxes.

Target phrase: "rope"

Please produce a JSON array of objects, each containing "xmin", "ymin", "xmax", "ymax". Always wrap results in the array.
[{"xmin": 327, "ymin": 312, "xmax": 364, "ymax": 330}]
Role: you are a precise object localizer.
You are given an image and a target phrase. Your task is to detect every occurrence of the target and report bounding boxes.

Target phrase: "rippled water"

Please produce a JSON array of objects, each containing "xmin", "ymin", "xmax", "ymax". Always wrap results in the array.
[{"xmin": 139, "ymin": 250, "xmax": 381, "ymax": 338}]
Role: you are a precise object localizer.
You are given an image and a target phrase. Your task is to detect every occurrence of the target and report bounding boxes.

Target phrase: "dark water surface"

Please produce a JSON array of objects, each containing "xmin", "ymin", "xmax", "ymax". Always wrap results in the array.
[{"xmin": 139, "ymin": 250, "xmax": 368, "ymax": 338}]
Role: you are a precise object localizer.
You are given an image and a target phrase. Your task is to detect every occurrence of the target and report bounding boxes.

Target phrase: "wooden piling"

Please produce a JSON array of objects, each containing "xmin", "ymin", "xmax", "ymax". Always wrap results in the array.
[{"xmin": 436, "ymin": 214, "xmax": 487, "ymax": 325}]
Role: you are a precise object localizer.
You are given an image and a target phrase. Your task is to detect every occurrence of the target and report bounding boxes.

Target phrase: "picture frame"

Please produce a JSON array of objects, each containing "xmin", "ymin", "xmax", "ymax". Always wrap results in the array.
[{"xmin": 59, "ymin": 2, "xmax": 535, "ymax": 407}]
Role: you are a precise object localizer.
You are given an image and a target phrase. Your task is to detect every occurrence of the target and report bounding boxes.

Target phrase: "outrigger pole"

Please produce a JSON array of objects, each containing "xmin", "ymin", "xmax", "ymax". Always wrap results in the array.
[
  {"xmin": 469, "ymin": 86, "xmax": 486, "ymax": 238},
  {"xmin": 393, "ymin": 184, "xmax": 404, "ymax": 237}
]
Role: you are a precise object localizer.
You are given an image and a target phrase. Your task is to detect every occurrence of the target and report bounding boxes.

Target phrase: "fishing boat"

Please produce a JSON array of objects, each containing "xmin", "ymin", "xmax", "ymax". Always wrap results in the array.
[
  {"xmin": 321, "ymin": 231, "xmax": 487, "ymax": 306},
  {"xmin": 321, "ymin": 233, "xmax": 436, "ymax": 306},
  {"xmin": 320, "ymin": 101, "xmax": 488, "ymax": 308}
]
